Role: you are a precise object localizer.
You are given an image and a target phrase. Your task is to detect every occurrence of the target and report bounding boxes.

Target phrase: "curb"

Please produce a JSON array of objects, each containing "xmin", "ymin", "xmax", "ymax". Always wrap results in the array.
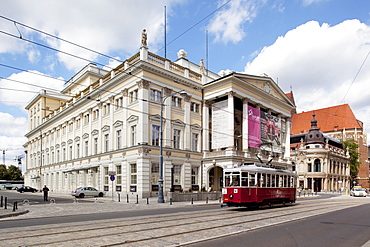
[{"xmin": 0, "ymin": 210, "xmax": 29, "ymax": 219}]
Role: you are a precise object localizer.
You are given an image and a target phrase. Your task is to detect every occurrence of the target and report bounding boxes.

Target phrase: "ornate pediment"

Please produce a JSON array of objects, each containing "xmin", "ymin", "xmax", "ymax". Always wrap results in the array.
[
  {"xmin": 82, "ymin": 133, "xmax": 89, "ymax": 139},
  {"xmin": 91, "ymin": 129, "xmax": 99, "ymax": 136},
  {"xmin": 102, "ymin": 125, "xmax": 110, "ymax": 132},
  {"xmin": 191, "ymin": 123, "xmax": 202, "ymax": 130},
  {"xmin": 113, "ymin": 120, "xmax": 123, "ymax": 128},
  {"xmin": 171, "ymin": 119, "xmax": 185, "ymax": 127},
  {"xmin": 74, "ymin": 136, "xmax": 80, "ymax": 142},
  {"xmin": 67, "ymin": 139, "xmax": 73, "ymax": 144},
  {"xmin": 127, "ymin": 115, "xmax": 139, "ymax": 123}
]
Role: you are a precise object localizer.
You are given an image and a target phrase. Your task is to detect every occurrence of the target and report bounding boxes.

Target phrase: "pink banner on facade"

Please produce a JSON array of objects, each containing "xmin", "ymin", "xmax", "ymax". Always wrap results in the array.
[{"xmin": 248, "ymin": 105, "xmax": 260, "ymax": 148}]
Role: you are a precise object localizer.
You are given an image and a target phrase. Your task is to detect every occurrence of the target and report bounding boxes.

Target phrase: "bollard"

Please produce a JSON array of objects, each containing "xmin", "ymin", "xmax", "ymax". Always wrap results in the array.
[
  {"xmin": 118, "ymin": 193, "xmax": 120, "ymax": 202},
  {"xmin": 15, "ymin": 201, "xmax": 18, "ymax": 210},
  {"xmin": 127, "ymin": 194, "xmax": 129, "ymax": 203},
  {"xmin": 206, "ymin": 197, "xmax": 208, "ymax": 204},
  {"xmin": 219, "ymin": 197, "xmax": 221, "ymax": 203},
  {"xmin": 4, "ymin": 197, "xmax": 7, "ymax": 209},
  {"xmin": 136, "ymin": 195, "xmax": 139, "ymax": 204},
  {"xmin": 12, "ymin": 202, "xmax": 17, "ymax": 212},
  {"xmin": 0, "ymin": 196, "xmax": 2, "ymax": 208},
  {"xmin": 191, "ymin": 198, "xmax": 193, "ymax": 205},
  {"xmin": 170, "ymin": 198, "xmax": 172, "ymax": 205},
  {"xmin": 147, "ymin": 198, "xmax": 149, "ymax": 204}
]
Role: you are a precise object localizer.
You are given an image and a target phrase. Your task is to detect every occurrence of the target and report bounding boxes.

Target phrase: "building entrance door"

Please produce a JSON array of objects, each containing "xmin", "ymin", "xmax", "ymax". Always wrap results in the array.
[
  {"xmin": 209, "ymin": 167, "xmax": 223, "ymax": 191},
  {"xmin": 314, "ymin": 178, "xmax": 322, "ymax": 192}
]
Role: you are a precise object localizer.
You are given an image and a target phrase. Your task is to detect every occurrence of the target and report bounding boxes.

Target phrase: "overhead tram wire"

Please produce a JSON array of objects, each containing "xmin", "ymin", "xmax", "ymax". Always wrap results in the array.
[
  {"xmin": 340, "ymin": 50, "xmax": 370, "ymax": 104},
  {"xmin": 0, "ymin": 63, "xmax": 65, "ymax": 83},
  {"xmin": 155, "ymin": 0, "xmax": 232, "ymax": 54},
  {"xmin": 0, "ymin": 15, "xmax": 123, "ymax": 64}
]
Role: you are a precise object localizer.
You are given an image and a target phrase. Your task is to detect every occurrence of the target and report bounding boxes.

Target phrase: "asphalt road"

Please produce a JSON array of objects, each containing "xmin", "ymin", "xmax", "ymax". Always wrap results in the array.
[{"xmin": 187, "ymin": 203, "xmax": 370, "ymax": 247}]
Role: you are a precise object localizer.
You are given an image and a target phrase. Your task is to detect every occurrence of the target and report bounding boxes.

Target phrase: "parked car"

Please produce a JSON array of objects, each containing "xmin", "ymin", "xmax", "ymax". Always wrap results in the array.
[
  {"xmin": 350, "ymin": 187, "xmax": 367, "ymax": 197},
  {"xmin": 71, "ymin": 187, "xmax": 105, "ymax": 198},
  {"xmin": 17, "ymin": 186, "xmax": 37, "ymax": 193}
]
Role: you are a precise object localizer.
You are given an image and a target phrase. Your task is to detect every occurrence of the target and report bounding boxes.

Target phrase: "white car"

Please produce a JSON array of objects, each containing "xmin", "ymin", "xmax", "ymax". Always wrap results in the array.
[
  {"xmin": 350, "ymin": 188, "xmax": 367, "ymax": 197},
  {"xmin": 71, "ymin": 187, "xmax": 105, "ymax": 198}
]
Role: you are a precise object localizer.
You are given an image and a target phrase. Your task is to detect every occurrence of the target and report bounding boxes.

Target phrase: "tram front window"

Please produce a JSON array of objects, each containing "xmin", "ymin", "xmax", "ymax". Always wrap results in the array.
[{"xmin": 225, "ymin": 175, "xmax": 240, "ymax": 187}]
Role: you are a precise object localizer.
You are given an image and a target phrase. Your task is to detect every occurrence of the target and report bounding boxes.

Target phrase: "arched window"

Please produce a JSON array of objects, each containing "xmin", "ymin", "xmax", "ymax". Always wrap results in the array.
[{"xmin": 314, "ymin": 159, "xmax": 321, "ymax": 172}]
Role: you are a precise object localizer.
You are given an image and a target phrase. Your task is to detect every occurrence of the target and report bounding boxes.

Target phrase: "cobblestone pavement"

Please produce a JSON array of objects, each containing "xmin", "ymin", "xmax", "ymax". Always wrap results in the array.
[
  {"xmin": 0, "ymin": 195, "xmax": 368, "ymax": 246},
  {"xmin": 0, "ymin": 191, "xmax": 222, "ymax": 219}
]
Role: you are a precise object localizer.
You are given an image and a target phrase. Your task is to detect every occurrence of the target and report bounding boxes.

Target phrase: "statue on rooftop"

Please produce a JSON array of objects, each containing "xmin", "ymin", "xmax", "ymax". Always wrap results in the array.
[
  {"xmin": 200, "ymin": 59, "xmax": 205, "ymax": 74},
  {"xmin": 141, "ymin": 29, "xmax": 147, "ymax": 47}
]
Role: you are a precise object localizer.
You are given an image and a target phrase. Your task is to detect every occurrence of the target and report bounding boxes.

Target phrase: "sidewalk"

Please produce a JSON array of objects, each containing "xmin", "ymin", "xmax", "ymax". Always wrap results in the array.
[{"xmin": 0, "ymin": 191, "xmax": 222, "ymax": 220}]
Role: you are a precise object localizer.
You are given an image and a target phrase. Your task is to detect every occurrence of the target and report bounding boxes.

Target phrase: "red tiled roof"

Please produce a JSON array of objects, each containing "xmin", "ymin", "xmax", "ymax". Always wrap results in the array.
[{"xmin": 291, "ymin": 104, "xmax": 362, "ymax": 134}]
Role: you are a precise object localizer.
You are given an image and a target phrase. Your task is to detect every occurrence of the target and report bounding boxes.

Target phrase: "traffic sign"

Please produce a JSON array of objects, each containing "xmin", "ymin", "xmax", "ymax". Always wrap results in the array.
[{"xmin": 110, "ymin": 175, "xmax": 115, "ymax": 181}]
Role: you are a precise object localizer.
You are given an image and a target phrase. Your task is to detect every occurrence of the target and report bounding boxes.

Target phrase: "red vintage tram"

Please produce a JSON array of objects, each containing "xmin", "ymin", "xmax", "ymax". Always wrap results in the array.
[{"xmin": 222, "ymin": 162, "xmax": 297, "ymax": 208}]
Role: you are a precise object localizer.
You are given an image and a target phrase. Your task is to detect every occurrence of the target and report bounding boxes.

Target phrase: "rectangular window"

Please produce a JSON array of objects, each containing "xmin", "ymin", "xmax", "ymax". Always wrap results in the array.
[
  {"xmin": 57, "ymin": 150, "xmax": 60, "ymax": 163},
  {"xmin": 129, "ymin": 89, "xmax": 138, "ymax": 103},
  {"xmin": 69, "ymin": 146, "xmax": 72, "ymax": 160},
  {"xmin": 115, "ymin": 97, "xmax": 123, "ymax": 109},
  {"xmin": 152, "ymin": 125, "xmax": 160, "ymax": 146},
  {"xmin": 150, "ymin": 89, "xmax": 161, "ymax": 102},
  {"xmin": 104, "ymin": 167, "xmax": 109, "ymax": 185},
  {"xmin": 68, "ymin": 122, "xmax": 73, "ymax": 132},
  {"xmin": 62, "ymin": 126, "xmax": 66, "ymax": 135},
  {"xmin": 116, "ymin": 130, "xmax": 121, "ymax": 149},
  {"xmin": 84, "ymin": 114, "xmax": 89, "ymax": 125},
  {"xmin": 191, "ymin": 102, "xmax": 200, "ymax": 113},
  {"xmin": 93, "ymin": 109, "xmax": 99, "ymax": 120},
  {"xmin": 94, "ymin": 138, "xmax": 98, "ymax": 155},
  {"xmin": 62, "ymin": 148, "xmax": 66, "ymax": 162},
  {"xmin": 131, "ymin": 125, "xmax": 137, "ymax": 146},
  {"xmin": 76, "ymin": 144, "xmax": 80, "ymax": 159},
  {"xmin": 191, "ymin": 166, "xmax": 198, "ymax": 185},
  {"xmin": 76, "ymin": 118, "xmax": 81, "ymax": 128},
  {"xmin": 151, "ymin": 162, "xmax": 159, "ymax": 189},
  {"xmin": 173, "ymin": 165, "xmax": 181, "ymax": 185},
  {"xmin": 192, "ymin": 133, "xmax": 198, "ymax": 151},
  {"xmin": 173, "ymin": 129, "xmax": 181, "ymax": 149},
  {"xmin": 130, "ymin": 163, "xmax": 137, "ymax": 184},
  {"xmin": 104, "ymin": 134, "xmax": 109, "ymax": 152},
  {"xmin": 85, "ymin": 141, "xmax": 88, "ymax": 156},
  {"xmin": 172, "ymin": 96, "xmax": 182, "ymax": 108},
  {"xmin": 51, "ymin": 151, "xmax": 54, "ymax": 164},
  {"xmin": 116, "ymin": 165, "xmax": 122, "ymax": 184}
]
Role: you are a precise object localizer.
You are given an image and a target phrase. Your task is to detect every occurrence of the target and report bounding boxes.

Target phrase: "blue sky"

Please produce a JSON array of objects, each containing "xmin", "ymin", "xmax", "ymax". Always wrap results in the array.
[{"xmin": 0, "ymin": 0, "xmax": 369, "ymax": 166}]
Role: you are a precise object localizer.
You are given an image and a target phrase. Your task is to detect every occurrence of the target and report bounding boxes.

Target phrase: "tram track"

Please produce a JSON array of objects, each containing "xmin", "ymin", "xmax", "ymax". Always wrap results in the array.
[{"xmin": 0, "ymin": 199, "xmax": 365, "ymax": 246}]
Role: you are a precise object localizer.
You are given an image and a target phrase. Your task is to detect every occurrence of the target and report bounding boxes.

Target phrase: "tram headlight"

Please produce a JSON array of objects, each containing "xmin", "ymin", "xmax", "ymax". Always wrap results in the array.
[{"xmin": 229, "ymin": 194, "xmax": 233, "ymax": 199}]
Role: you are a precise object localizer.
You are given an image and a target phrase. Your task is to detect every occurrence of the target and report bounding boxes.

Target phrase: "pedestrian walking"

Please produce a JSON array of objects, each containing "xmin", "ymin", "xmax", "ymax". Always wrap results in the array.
[{"xmin": 42, "ymin": 185, "xmax": 50, "ymax": 201}]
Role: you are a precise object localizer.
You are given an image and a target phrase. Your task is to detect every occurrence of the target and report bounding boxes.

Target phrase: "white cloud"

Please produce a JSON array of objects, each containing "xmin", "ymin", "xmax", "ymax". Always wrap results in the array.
[
  {"xmin": 302, "ymin": 0, "xmax": 327, "ymax": 7},
  {"xmin": 0, "ymin": 71, "xmax": 65, "ymax": 111},
  {"xmin": 0, "ymin": 113, "xmax": 27, "ymax": 137},
  {"xmin": 207, "ymin": 0, "xmax": 266, "ymax": 44},
  {"xmin": 0, "ymin": 0, "xmax": 180, "ymax": 72},
  {"xmin": 245, "ymin": 19, "xmax": 370, "ymax": 143}
]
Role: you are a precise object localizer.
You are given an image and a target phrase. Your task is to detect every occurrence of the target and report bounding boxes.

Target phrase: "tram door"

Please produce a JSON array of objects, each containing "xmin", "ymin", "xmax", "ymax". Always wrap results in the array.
[
  {"xmin": 314, "ymin": 178, "xmax": 322, "ymax": 192},
  {"xmin": 209, "ymin": 167, "xmax": 223, "ymax": 191}
]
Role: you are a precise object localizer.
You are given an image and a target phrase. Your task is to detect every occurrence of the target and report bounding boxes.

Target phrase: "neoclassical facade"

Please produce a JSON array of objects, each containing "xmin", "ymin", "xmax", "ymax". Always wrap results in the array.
[
  {"xmin": 290, "ymin": 115, "xmax": 350, "ymax": 191},
  {"xmin": 24, "ymin": 41, "xmax": 295, "ymax": 198}
]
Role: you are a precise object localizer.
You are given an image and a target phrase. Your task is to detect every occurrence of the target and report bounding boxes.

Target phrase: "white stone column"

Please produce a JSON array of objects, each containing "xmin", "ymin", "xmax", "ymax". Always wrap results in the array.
[
  {"xmin": 163, "ymin": 87, "xmax": 172, "ymax": 147},
  {"xmin": 242, "ymin": 98, "xmax": 249, "ymax": 151},
  {"xmin": 227, "ymin": 91, "xmax": 235, "ymax": 149},
  {"xmin": 122, "ymin": 89, "xmax": 128, "ymax": 148},
  {"xmin": 202, "ymin": 100, "xmax": 210, "ymax": 151},
  {"xmin": 284, "ymin": 118, "xmax": 291, "ymax": 159},
  {"xmin": 184, "ymin": 95, "xmax": 191, "ymax": 150},
  {"xmin": 137, "ymin": 80, "xmax": 150, "ymax": 144},
  {"xmin": 109, "ymin": 96, "xmax": 114, "ymax": 151}
]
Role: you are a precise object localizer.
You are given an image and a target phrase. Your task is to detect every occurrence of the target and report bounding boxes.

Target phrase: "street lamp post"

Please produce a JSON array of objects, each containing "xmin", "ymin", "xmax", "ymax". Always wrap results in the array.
[{"xmin": 158, "ymin": 89, "xmax": 185, "ymax": 203}]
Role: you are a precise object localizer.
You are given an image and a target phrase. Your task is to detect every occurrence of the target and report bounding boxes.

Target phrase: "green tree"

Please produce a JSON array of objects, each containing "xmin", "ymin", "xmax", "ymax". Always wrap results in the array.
[
  {"xmin": 0, "ymin": 164, "xmax": 9, "ymax": 179},
  {"xmin": 7, "ymin": 165, "xmax": 23, "ymax": 180},
  {"xmin": 343, "ymin": 139, "xmax": 361, "ymax": 179}
]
